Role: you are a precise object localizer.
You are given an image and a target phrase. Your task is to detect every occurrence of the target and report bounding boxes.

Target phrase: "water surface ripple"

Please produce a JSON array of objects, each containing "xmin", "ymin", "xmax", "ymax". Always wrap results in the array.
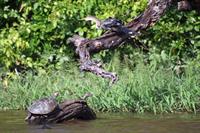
[{"xmin": 0, "ymin": 111, "xmax": 200, "ymax": 133}]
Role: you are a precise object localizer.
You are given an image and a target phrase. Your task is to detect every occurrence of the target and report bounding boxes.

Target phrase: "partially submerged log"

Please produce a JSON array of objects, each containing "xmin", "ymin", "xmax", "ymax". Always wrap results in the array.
[{"xmin": 26, "ymin": 98, "xmax": 96, "ymax": 124}]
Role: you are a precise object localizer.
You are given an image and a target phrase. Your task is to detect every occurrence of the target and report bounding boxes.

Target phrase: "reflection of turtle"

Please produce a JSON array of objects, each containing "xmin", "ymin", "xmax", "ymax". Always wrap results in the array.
[
  {"xmin": 85, "ymin": 16, "xmax": 136, "ymax": 37},
  {"xmin": 25, "ymin": 92, "xmax": 60, "ymax": 128}
]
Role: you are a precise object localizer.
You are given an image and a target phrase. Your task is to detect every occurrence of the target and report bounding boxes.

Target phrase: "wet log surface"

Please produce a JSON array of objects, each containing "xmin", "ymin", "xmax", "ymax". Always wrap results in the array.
[{"xmin": 26, "ymin": 99, "xmax": 96, "ymax": 124}]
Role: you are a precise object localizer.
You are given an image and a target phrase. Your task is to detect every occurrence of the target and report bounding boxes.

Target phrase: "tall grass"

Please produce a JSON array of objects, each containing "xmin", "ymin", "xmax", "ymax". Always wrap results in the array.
[{"xmin": 0, "ymin": 60, "xmax": 200, "ymax": 113}]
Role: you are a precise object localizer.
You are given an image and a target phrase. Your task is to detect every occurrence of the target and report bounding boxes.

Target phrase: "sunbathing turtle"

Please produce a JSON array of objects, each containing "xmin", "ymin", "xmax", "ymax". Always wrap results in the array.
[
  {"xmin": 81, "ymin": 92, "xmax": 93, "ymax": 100},
  {"xmin": 84, "ymin": 16, "xmax": 136, "ymax": 37},
  {"xmin": 85, "ymin": 16, "xmax": 123, "ymax": 30},
  {"xmin": 25, "ymin": 92, "xmax": 60, "ymax": 128}
]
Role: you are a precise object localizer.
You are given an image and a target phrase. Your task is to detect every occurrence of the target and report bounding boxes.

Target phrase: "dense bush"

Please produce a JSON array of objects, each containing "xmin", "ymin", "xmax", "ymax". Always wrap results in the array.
[
  {"xmin": 0, "ymin": 0, "xmax": 199, "ymax": 75},
  {"xmin": 140, "ymin": 9, "xmax": 200, "ymax": 66}
]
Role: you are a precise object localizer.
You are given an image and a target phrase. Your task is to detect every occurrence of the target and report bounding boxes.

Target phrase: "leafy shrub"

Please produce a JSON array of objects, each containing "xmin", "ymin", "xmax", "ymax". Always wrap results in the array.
[
  {"xmin": 0, "ymin": 0, "xmax": 199, "ymax": 75},
  {"xmin": 140, "ymin": 9, "xmax": 200, "ymax": 65}
]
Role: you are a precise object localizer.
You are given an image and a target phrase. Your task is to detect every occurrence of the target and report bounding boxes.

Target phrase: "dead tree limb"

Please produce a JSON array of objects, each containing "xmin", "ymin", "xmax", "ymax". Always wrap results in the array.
[{"xmin": 68, "ymin": 0, "xmax": 195, "ymax": 83}]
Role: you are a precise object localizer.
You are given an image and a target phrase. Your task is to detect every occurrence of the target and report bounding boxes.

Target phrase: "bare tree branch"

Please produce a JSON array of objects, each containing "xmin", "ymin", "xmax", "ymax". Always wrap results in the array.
[{"xmin": 67, "ymin": 0, "xmax": 174, "ymax": 83}]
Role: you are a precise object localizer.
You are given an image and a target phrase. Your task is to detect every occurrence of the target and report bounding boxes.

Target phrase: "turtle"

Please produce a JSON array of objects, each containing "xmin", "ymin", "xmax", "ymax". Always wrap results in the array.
[
  {"xmin": 84, "ymin": 16, "xmax": 136, "ymax": 37},
  {"xmin": 25, "ymin": 92, "xmax": 60, "ymax": 128},
  {"xmin": 100, "ymin": 17, "xmax": 123, "ymax": 30},
  {"xmin": 84, "ymin": 16, "xmax": 123, "ymax": 31},
  {"xmin": 81, "ymin": 92, "xmax": 93, "ymax": 100}
]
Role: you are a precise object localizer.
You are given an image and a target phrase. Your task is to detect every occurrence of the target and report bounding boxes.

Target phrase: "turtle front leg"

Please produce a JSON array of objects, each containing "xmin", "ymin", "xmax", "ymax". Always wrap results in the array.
[{"xmin": 25, "ymin": 113, "xmax": 32, "ymax": 121}]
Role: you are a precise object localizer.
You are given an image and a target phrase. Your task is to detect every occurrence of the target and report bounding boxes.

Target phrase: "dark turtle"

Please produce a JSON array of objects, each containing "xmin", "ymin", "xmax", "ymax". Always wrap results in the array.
[
  {"xmin": 81, "ymin": 92, "xmax": 93, "ymax": 100},
  {"xmin": 101, "ymin": 17, "xmax": 123, "ymax": 30},
  {"xmin": 101, "ymin": 17, "xmax": 136, "ymax": 37},
  {"xmin": 85, "ymin": 16, "xmax": 123, "ymax": 30},
  {"xmin": 84, "ymin": 16, "xmax": 136, "ymax": 37},
  {"xmin": 25, "ymin": 92, "xmax": 60, "ymax": 128}
]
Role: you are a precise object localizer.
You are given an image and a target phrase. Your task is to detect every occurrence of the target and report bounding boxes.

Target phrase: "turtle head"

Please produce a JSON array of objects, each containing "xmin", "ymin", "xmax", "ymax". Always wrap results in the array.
[
  {"xmin": 52, "ymin": 92, "xmax": 59, "ymax": 97},
  {"xmin": 84, "ymin": 16, "xmax": 101, "ymax": 29},
  {"xmin": 82, "ymin": 92, "xmax": 93, "ymax": 100}
]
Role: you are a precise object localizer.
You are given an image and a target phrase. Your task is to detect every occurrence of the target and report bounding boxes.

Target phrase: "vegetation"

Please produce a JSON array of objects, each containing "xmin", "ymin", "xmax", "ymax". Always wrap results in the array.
[
  {"xmin": 0, "ymin": 0, "xmax": 200, "ymax": 113},
  {"xmin": 0, "ymin": 0, "xmax": 147, "ymax": 72},
  {"xmin": 0, "ymin": 58, "xmax": 200, "ymax": 113}
]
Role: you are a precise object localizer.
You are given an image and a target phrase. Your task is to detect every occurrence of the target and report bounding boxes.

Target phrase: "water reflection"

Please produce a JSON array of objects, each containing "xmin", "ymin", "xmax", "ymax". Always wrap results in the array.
[{"xmin": 0, "ymin": 111, "xmax": 200, "ymax": 133}]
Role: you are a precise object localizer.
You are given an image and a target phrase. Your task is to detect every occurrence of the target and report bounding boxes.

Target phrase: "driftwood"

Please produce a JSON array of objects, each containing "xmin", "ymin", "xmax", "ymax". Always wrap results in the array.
[
  {"xmin": 26, "ymin": 99, "xmax": 96, "ymax": 124},
  {"xmin": 68, "ymin": 0, "xmax": 200, "ymax": 84}
]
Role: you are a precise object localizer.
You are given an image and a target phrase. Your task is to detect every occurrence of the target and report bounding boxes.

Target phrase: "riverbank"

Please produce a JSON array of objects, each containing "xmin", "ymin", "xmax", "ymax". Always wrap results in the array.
[{"xmin": 0, "ymin": 62, "xmax": 199, "ymax": 113}]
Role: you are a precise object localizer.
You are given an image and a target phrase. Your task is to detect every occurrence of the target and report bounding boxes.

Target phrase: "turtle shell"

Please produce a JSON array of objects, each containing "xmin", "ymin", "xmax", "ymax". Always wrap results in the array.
[
  {"xmin": 101, "ymin": 18, "xmax": 123, "ymax": 30},
  {"xmin": 28, "ymin": 97, "xmax": 58, "ymax": 115}
]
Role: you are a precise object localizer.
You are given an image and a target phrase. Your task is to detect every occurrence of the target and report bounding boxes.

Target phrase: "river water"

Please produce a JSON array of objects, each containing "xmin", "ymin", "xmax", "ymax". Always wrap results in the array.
[{"xmin": 0, "ymin": 111, "xmax": 200, "ymax": 133}]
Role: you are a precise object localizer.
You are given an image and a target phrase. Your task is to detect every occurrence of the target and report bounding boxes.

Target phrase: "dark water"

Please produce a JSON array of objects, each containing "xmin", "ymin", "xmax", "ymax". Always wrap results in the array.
[{"xmin": 1, "ymin": 111, "xmax": 200, "ymax": 133}]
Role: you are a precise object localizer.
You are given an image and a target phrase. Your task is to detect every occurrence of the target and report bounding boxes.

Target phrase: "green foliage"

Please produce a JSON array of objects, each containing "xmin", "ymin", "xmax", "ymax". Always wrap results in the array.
[
  {"xmin": 0, "ymin": 0, "xmax": 147, "ymax": 73},
  {"xmin": 141, "ymin": 9, "xmax": 200, "ymax": 60},
  {"xmin": 0, "ymin": 0, "xmax": 199, "ymax": 74}
]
